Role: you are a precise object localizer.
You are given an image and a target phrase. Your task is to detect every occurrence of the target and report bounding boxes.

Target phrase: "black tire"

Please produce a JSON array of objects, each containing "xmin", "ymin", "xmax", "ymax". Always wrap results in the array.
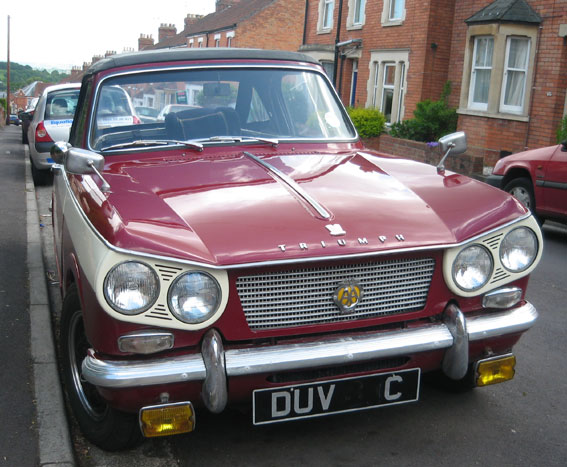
[
  {"xmin": 30, "ymin": 162, "xmax": 52, "ymax": 186},
  {"xmin": 60, "ymin": 285, "xmax": 142, "ymax": 451},
  {"xmin": 503, "ymin": 177, "xmax": 535, "ymax": 213}
]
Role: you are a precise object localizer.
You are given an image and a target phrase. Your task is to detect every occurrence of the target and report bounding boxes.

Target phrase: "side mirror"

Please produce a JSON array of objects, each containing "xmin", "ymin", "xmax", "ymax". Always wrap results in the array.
[
  {"xmin": 50, "ymin": 141, "xmax": 72, "ymax": 164},
  {"xmin": 437, "ymin": 131, "xmax": 467, "ymax": 174},
  {"xmin": 561, "ymin": 140, "xmax": 567, "ymax": 152},
  {"xmin": 50, "ymin": 143, "xmax": 110, "ymax": 192}
]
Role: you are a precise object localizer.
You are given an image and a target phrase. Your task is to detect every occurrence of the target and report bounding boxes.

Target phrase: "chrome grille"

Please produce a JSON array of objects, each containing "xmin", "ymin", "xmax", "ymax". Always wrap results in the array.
[{"xmin": 237, "ymin": 258, "xmax": 435, "ymax": 330}]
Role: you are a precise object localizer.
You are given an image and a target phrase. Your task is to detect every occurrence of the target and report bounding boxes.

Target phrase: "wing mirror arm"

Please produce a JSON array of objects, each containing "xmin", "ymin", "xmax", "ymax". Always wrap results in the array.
[
  {"xmin": 50, "ymin": 141, "xmax": 111, "ymax": 193},
  {"xmin": 436, "ymin": 132, "xmax": 467, "ymax": 175}
]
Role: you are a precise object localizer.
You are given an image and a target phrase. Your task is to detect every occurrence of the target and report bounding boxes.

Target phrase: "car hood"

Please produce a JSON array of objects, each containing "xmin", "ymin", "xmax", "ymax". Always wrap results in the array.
[{"xmin": 85, "ymin": 148, "xmax": 526, "ymax": 266}]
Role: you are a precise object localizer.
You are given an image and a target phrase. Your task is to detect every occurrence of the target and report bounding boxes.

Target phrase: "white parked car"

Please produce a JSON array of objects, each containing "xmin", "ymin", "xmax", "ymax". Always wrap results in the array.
[{"xmin": 28, "ymin": 83, "xmax": 81, "ymax": 184}]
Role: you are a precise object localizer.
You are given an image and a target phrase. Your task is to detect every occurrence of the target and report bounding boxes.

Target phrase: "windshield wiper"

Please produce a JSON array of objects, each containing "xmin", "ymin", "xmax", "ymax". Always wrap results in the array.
[
  {"xmin": 198, "ymin": 136, "xmax": 279, "ymax": 147},
  {"xmin": 101, "ymin": 139, "xmax": 204, "ymax": 152}
]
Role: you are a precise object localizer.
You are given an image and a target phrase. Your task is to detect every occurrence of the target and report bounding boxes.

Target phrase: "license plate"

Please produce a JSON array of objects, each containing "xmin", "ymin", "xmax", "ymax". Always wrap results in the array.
[{"xmin": 253, "ymin": 368, "xmax": 420, "ymax": 425}]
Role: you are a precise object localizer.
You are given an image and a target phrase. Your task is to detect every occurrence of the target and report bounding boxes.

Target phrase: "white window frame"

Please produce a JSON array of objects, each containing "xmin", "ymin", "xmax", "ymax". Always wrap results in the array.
[
  {"xmin": 468, "ymin": 36, "xmax": 494, "ymax": 111},
  {"xmin": 318, "ymin": 0, "xmax": 335, "ymax": 32},
  {"xmin": 367, "ymin": 50, "xmax": 409, "ymax": 124},
  {"xmin": 347, "ymin": 0, "xmax": 366, "ymax": 29},
  {"xmin": 499, "ymin": 36, "xmax": 530, "ymax": 114},
  {"xmin": 226, "ymin": 31, "xmax": 234, "ymax": 48},
  {"xmin": 382, "ymin": 0, "xmax": 406, "ymax": 26}
]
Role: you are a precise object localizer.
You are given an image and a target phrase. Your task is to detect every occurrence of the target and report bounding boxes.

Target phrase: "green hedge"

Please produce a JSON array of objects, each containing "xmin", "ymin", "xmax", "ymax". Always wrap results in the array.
[
  {"xmin": 389, "ymin": 82, "xmax": 457, "ymax": 143},
  {"xmin": 557, "ymin": 116, "xmax": 567, "ymax": 143},
  {"xmin": 347, "ymin": 107, "xmax": 386, "ymax": 138}
]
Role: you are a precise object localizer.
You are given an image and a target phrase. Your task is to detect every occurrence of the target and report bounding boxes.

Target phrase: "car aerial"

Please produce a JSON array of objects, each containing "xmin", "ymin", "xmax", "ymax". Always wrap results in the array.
[
  {"xmin": 486, "ymin": 141, "xmax": 567, "ymax": 224},
  {"xmin": 50, "ymin": 48, "xmax": 543, "ymax": 451},
  {"xmin": 8, "ymin": 114, "xmax": 21, "ymax": 125},
  {"xmin": 27, "ymin": 83, "xmax": 81, "ymax": 184}
]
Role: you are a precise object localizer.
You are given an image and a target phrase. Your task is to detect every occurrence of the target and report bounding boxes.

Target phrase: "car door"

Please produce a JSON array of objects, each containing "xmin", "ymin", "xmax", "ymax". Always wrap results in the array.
[{"xmin": 539, "ymin": 144, "xmax": 567, "ymax": 219}]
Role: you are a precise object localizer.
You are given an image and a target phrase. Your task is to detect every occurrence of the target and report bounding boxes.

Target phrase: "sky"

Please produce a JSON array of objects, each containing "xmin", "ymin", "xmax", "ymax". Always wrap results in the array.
[{"xmin": 1, "ymin": 0, "xmax": 216, "ymax": 71}]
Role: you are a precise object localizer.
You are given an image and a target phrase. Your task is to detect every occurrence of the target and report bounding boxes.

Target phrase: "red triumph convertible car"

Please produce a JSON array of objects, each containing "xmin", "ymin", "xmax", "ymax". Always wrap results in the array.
[
  {"xmin": 487, "ymin": 142, "xmax": 567, "ymax": 224},
  {"xmin": 50, "ymin": 48, "xmax": 542, "ymax": 451}
]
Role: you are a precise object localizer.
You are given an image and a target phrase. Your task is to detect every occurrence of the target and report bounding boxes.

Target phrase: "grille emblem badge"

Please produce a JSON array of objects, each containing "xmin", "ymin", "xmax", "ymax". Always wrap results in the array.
[
  {"xmin": 333, "ymin": 280, "xmax": 362, "ymax": 314},
  {"xmin": 326, "ymin": 224, "xmax": 346, "ymax": 236}
]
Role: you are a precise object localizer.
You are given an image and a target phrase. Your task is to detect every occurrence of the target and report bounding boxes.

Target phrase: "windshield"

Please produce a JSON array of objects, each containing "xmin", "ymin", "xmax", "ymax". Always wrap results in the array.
[{"xmin": 90, "ymin": 67, "xmax": 356, "ymax": 151}]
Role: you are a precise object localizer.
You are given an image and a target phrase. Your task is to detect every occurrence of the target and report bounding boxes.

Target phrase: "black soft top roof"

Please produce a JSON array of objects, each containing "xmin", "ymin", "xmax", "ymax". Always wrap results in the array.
[{"xmin": 87, "ymin": 48, "xmax": 320, "ymax": 76}]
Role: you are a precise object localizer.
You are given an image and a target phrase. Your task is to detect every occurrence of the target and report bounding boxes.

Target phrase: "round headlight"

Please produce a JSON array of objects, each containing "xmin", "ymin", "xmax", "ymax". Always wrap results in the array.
[
  {"xmin": 104, "ymin": 262, "xmax": 159, "ymax": 315},
  {"xmin": 168, "ymin": 272, "xmax": 221, "ymax": 324},
  {"xmin": 452, "ymin": 245, "xmax": 493, "ymax": 291},
  {"xmin": 500, "ymin": 227, "xmax": 538, "ymax": 272}
]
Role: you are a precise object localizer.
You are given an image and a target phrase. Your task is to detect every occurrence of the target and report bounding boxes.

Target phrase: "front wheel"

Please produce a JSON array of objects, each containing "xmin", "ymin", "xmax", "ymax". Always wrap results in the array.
[
  {"xmin": 503, "ymin": 177, "xmax": 535, "ymax": 213},
  {"xmin": 60, "ymin": 285, "xmax": 142, "ymax": 451}
]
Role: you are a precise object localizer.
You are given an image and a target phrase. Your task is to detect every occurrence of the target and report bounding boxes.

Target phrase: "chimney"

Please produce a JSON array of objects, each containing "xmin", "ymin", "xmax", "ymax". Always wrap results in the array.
[
  {"xmin": 105, "ymin": 51, "xmax": 117, "ymax": 58},
  {"xmin": 70, "ymin": 66, "xmax": 81, "ymax": 80},
  {"xmin": 91, "ymin": 55, "xmax": 103, "ymax": 64},
  {"xmin": 138, "ymin": 34, "xmax": 154, "ymax": 51},
  {"xmin": 184, "ymin": 14, "xmax": 203, "ymax": 29},
  {"xmin": 158, "ymin": 23, "xmax": 177, "ymax": 43}
]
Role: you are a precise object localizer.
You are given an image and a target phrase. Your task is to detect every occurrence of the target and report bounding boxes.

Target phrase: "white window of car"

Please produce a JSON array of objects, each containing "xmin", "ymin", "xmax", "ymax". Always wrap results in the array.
[
  {"xmin": 468, "ymin": 36, "xmax": 494, "ymax": 111},
  {"xmin": 500, "ymin": 37, "xmax": 530, "ymax": 114}
]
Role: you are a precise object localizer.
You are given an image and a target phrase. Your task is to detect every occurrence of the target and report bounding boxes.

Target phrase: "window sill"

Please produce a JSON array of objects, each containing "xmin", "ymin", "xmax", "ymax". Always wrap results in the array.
[
  {"xmin": 317, "ymin": 28, "xmax": 333, "ymax": 35},
  {"xmin": 457, "ymin": 108, "xmax": 529, "ymax": 122},
  {"xmin": 382, "ymin": 20, "xmax": 404, "ymax": 27},
  {"xmin": 346, "ymin": 24, "xmax": 364, "ymax": 31}
]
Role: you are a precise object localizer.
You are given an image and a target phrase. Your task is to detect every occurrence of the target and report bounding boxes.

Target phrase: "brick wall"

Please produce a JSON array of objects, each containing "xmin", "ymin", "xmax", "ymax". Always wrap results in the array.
[
  {"xmin": 448, "ymin": 0, "xmax": 567, "ymax": 161},
  {"xmin": 303, "ymin": 1, "xmax": 458, "ymax": 116},
  {"xmin": 364, "ymin": 134, "xmax": 484, "ymax": 176},
  {"xmin": 237, "ymin": 0, "xmax": 305, "ymax": 51}
]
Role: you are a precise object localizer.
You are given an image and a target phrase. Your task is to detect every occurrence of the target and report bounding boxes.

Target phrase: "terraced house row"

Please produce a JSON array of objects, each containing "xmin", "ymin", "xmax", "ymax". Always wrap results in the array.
[{"xmin": 66, "ymin": 0, "xmax": 566, "ymax": 172}]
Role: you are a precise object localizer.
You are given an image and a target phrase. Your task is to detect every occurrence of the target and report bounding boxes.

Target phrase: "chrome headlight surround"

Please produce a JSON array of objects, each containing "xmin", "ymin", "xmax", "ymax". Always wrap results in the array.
[
  {"xmin": 168, "ymin": 271, "xmax": 222, "ymax": 325},
  {"xmin": 96, "ymin": 251, "xmax": 229, "ymax": 330},
  {"xmin": 452, "ymin": 244, "xmax": 493, "ymax": 292},
  {"xmin": 103, "ymin": 261, "xmax": 160, "ymax": 315},
  {"xmin": 500, "ymin": 227, "xmax": 538, "ymax": 273},
  {"xmin": 443, "ymin": 215, "xmax": 543, "ymax": 298}
]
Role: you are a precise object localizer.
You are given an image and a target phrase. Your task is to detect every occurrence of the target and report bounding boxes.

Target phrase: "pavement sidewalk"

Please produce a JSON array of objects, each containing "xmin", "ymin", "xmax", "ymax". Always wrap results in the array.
[{"xmin": 25, "ymin": 146, "xmax": 76, "ymax": 467}]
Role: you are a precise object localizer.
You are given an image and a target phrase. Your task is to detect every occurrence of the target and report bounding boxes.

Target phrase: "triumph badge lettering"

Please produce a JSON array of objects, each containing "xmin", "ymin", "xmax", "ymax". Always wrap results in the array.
[{"xmin": 333, "ymin": 280, "xmax": 362, "ymax": 313}]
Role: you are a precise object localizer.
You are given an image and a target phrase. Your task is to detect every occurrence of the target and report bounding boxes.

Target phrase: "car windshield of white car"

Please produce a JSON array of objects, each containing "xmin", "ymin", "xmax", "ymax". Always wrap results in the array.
[{"xmin": 90, "ymin": 67, "xmax": 356, "ymax": 151}]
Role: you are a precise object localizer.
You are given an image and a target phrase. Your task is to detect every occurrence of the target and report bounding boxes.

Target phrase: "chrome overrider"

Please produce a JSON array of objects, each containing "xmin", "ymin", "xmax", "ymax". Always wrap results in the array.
[{"xmin": 82, "ymin": 302, "xmax": 537, "ymax": 414}]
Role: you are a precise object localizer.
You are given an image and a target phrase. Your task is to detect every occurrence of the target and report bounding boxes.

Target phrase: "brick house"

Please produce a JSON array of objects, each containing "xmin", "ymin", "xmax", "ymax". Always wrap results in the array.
[
  {"xmin": 144, "ymin": 0, "xmax": 305, "ymax": 52},
  {"xmin": 301, "ymin": 0, "xmax": 567, "ymax": 170}
]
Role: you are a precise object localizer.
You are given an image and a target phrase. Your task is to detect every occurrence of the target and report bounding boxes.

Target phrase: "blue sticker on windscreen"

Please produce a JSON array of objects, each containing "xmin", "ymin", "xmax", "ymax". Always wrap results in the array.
[{"xmin": 47, "ymin": 158, "xmax": 54, "ymax": 163}]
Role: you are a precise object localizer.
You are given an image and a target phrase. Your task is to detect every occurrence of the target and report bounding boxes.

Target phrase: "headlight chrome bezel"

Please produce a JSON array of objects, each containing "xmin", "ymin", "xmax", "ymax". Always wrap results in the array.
[
  {"xmin": 103, "ymin": 261, "xmax": 160, "ymax": 315},
  {"xmin": 167, "ymin": 271, "xmax": 222, "ymax": 325},
  {"xmin": 96, "ymin": 253, "xmax": 228, "ymax": 330},
  {"xmin": 452, "ymin": 244, "xmax": 493, "ymax": 292},
  {"xmin": 499, "ymin": 226, "xmax": 538, "ymax": 273},
  {"xmin": 443, "ymin": 216, "xmax": 542, "ymax": 298}
]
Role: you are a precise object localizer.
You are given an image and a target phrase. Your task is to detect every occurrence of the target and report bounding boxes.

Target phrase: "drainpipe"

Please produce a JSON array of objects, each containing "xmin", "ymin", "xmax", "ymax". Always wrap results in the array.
[
  {"xmin": 302, "ymin": 0, "xmax": 309, "ymax": 45},
  {"xmin": 524, "ymin": 23, "xmax": 543, "ymax": 150},
  {"xmin": 332, "ymin": 0, "xmax": 344, "ymax": 87}
]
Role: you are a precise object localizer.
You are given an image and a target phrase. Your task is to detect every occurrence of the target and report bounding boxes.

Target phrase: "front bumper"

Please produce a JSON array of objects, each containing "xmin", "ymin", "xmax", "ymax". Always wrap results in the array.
[{"xmin": 82, "ymin": 302, "xmax": 537, "ymax": 413}]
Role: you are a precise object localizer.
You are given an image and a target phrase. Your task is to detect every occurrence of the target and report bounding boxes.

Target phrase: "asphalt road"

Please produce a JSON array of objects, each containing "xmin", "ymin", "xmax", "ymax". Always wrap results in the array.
[{"xmin": 23, "ymin": 124, "xmax": 567, "ymax": 466}]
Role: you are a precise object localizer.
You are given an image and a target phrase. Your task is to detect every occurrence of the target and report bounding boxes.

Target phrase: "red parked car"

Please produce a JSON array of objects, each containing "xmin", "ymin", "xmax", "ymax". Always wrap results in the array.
[
  {"xmin": 487, "ymin": 142, "xmax": 567, "ymax": 223},
  {"xmin": 50, "ymin": 48, "xmax": 542, "ymax": 451}
]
